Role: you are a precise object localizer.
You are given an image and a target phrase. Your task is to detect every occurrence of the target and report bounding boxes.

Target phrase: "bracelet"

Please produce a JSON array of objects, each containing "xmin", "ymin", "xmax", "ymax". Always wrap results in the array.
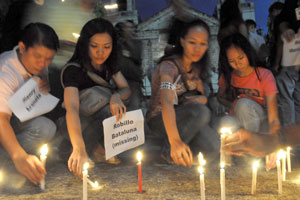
[{"xmin": 160, "ymin": 82, "xmax": 175, "ymax": 90}]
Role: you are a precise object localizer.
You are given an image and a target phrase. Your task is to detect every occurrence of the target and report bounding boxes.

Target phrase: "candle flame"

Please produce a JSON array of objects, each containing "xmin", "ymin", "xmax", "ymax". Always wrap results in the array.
[
  {"xmin": 253, "ymin": 161, "xmax": 259, "ymax": 169},
  {"xmin": 83, "ymin": 162, "xmax": 89, "ymax": 170},
  {"xmin": 198, "ymin": 152, "xmax": 206, "ymax": 166},
  {"xmin": 40, "ymin": 144, "xmax": 48, "ymax": 156},
  {"xmin": 198, "ymin": 166, "xmax": 204, "ymax": 174},
  {"xmin": 287, "ymin": 146, "xmax": 292, "ymax": 151},
  {"xmin": 72, "ymin": 33, "xmax": 80, "ymax": 39},
  {"xmin": 220, "ymin": 162, "xmax": 225, "ymax": 169},
  {"xmin": 92, "ymin": 181, "xmax": 99, "ymax": 188},
  {"xmin": 220, "ymin": 127, "xmax": 232, "ymax": 136},
  {"xmin": 137, "ymin": 151, "xmax": 142, "ymax": 162},
  {"xmin": 0, "ymin": 171, "xmax": 3, "ymax": 183},
  {"xmin": 277, "ymin": 149, "xmax": 285, "ymax": 161}
]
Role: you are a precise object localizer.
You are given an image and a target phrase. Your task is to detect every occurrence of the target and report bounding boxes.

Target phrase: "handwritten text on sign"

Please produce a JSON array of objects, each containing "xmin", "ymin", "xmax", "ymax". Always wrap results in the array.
[
  {"xmin": 8, "ymin": 78, "xmax": 59, "ymax": 122},
  {"xmin": 103, "ymin": 109, "xmax": 144, "ymax": 160}
]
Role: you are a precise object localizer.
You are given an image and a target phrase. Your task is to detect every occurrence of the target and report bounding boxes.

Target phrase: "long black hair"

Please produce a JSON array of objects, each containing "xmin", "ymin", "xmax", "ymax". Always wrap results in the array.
[
  {"xmin": 219, "ymin": 0, "xmax": 243, "ymax": 30},
  {"xmin": 160, "ymin": 19, "xmax": 211, "ymax": 81},
  {"xmin": 219, "ymin": 33, "xmax": 259, "ymax": 88},
  {"xmin": 68, "ymin": 18, "xmax": 118, "ymax": 77}
]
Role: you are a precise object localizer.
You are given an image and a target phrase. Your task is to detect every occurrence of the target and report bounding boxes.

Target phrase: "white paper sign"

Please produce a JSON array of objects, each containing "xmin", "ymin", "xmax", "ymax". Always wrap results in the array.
[
  {"xmin": 282, "ymin": 35, "xmax": 300, "ymax": 67},
  {"xmin": 103, "ymin": 109, "xmax": 145, "ymax": 160},
  {"xmin": 8, "ymin": 78, "xmax": 59, "ymax": 122}
]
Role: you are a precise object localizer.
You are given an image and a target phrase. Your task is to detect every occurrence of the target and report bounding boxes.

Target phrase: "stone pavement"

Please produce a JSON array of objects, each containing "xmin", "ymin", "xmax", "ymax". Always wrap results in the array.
[{"xmin": 1, "ymin": 144, "xmax": 300, "ymax": 200}]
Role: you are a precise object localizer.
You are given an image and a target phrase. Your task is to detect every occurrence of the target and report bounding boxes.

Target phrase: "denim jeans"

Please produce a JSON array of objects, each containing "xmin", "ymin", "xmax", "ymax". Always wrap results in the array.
[
  {"xmin": 276, "ymin": 66, "xmax": 300, "ymax": 125},
  {"xmin": 147, "ymin": 103, "xmax": 220, "ymax": 161},
  {"xmin": 56, "ymin": 104, "xmax": 111, "ymax": 155},
  {"xmin": 219, "ymin": 98, "xmax": 268, "ymax": 133},
  {"xmin": 10, "ymin": 116, "xmax": 56, "ymax": 155}
]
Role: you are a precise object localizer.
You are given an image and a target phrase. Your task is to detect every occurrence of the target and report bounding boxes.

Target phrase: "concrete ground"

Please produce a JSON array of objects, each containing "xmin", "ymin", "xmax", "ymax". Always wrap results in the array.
[{"xmin": 1, "ymin": 143, "xmax": 300, "ymax": 200}]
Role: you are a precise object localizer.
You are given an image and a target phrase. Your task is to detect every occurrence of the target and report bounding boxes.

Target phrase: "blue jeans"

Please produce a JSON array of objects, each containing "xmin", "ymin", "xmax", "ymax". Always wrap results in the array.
[
  {"xmin": 10, "ymin": 116, "xmax": 56, "ymax": 155},
  {"xmin": 56, "ymin": 104, "xmax": 112, "ymax": 155},
  {"xmin": 147, "ymin": 103, "xmax": 220, "ymax": 161},
  {"xmin": 276, "ymin": 67, "xmax": 300, "ymax": 125},
  {"xmin": 219, "ymin": 98, "xmax": 268, "ymax": 133}
]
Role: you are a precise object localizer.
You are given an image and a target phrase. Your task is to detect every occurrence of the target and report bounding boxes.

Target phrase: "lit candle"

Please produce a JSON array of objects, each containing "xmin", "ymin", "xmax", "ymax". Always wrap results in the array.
[
  {"xmin": 198, "ymin": 152, "xmax": 206, "ymax": 166},
  {"xmin": 87, "ymin": 178, "xmax": 99, "ymax": 189},
  {"xmin": 281, "ymin": 150, "xmax": 286, "ymax": 181},
  {"xmin": 220, "ymin": 162, "xmax": 226, "ymax": 200},
  {"xmin": 287, "ymin": 147, "xmax": 292, "ymax": 172},
  {"xmin": 82, "ymin": 162, "xmax": 89, "ymax": 200},
  {"xmin": 39, "ymin": 144, "xmax": 48, "ymax": 190},
  {"xmin": 265, "ymin": 155, "xmax": 269, "ymax": 165},
  {"xmin": 220, "ymin": 128, "xmax": 232, "ymax": 165},
  {"xmin": 136, "ymin": 151, "xmax": 142, "ymax": 193},
  {"xmin": 198, "ymin": 166, "xmax": 205, "ymax": 200},
  {"xmin": 251, "ymin": 161, "xmax": 259, "ymax": 195},
  {"xmin": 0, "ymin": 170, "xmax": 3, "ymax": 183},
  {"xmin": 277, "ymin": 151, "xmax": 283, "ymax": 194}
]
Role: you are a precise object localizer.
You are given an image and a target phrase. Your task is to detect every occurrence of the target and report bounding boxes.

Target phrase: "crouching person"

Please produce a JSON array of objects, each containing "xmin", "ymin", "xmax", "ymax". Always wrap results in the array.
[{"xmin": 0, "ymin": 23, "xmax": 59, "ymax": 184}]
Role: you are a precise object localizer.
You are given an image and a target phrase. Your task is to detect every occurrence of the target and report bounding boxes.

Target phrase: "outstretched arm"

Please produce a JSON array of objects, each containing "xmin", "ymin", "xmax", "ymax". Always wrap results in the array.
[
  {"xmin": 0, "ymin": 113, "xmax": 45, "ymax": 183},
  {"xmin": 64, "ymin": 87, "xmax": 88, "ymax": 177},
  {"xmin": 160, "ymin": 74, "xmax": 193, "ymax": 167}
]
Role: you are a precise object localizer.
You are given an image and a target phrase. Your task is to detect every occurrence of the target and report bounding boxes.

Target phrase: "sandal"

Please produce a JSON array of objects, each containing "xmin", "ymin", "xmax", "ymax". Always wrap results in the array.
[{"xmin": 91, "ymin": 143, "xmax": 121, "ymax": 165}]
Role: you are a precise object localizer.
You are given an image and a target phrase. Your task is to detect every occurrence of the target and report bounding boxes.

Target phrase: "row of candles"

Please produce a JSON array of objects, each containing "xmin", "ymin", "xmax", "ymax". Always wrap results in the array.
[
  {"xmin": 39, "ymin": 144, "xmax": 142, "ymax": 200},
  {"xmin": 39, "ymin": 137, "xmax": 292, "ymax": 199},
  {"xmin": 198, "ymin": 147, "xmax": 292, "ymax": 200}
]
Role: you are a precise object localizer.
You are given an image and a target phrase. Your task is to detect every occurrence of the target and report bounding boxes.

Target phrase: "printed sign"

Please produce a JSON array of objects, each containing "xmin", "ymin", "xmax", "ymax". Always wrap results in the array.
[
  {"xmin": 103, "ymin": 109, "xmax": 145, "ymax": 160},
  {"xmin": 282, "ymin": 35, "xmax": 300, "ymax": 67},
  {"xmin": 8, "ymin": 78, "xmax": 59, "ymax": 122}
]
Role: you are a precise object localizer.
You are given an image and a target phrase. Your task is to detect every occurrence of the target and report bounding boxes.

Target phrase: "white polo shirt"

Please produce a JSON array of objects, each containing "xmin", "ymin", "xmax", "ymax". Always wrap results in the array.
[{"xmin": 0, "ymin": 46, "xmax": 32, "ymax": 115}]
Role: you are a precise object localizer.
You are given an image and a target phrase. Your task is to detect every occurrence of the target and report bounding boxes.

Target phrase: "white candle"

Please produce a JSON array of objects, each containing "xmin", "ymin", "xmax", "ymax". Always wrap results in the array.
[
  {"xmin": 251, "ymin": 161, "xmax": 259, "ymax": 195},
  {"xmin": 198, "ymin": 166, "xmax": 205, "ymax": 200},
  {"xmin": 220, "ymin": 134, "xmax": 226, "ymax": 164},
  {"xmin": 287, "ymin": 147, "xmax": 292, "ymax": 172},
  {"xmin": 276, "ymin": 159, "xmax": 282, "ymax": 194},
  {"xmin": 220, "ymin": 162, "xmax": 226, "ymax": 200},
  {"xmin": 82, "ymin": 162, "xmax": 89, "ymax": 200},
  {"xmin": 282, "ymin": 151, "xmax": 286, "ymax": 181},
  {"xmin": 220, "ymin": 128, "xmax": 232, "ymax": 166},
  {"xmin": 198, "ymin": 152, "xmax": 206, "ymax": 166},
  {"xmin": 39, "ymin": 144, "xmax": 48, "ymax": 190}
]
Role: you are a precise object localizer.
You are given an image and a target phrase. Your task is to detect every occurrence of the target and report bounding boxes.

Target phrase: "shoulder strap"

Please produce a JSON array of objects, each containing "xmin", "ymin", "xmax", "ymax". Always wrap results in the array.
[
  {"xmin": 60, "ymin": 62, "xmax": 114, "ymax": 89},
  {"xmin": 170, "ymin": 59, "xmax": 190, "ymax": 90},
  {"xmin": 60, "ymin": 62, "xmax": 81, "ymax": 88}
]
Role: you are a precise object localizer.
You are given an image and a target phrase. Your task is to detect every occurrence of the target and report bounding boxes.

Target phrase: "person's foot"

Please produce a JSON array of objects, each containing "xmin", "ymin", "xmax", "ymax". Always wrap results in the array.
[{"xmin": 91, "ymin": 143, "xmax": 121, "ymax": 165}]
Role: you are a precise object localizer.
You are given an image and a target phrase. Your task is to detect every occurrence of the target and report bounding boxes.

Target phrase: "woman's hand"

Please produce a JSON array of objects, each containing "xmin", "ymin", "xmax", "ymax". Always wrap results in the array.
[
  {"xmin": 170, "ymin": 139, "xmax": 193, "ymax": 167},
  {"xmin": 110, "ymin": 93, "xmax": 126, "ymax": 121},
  {"xmin": 68, "ymin": 148, "xmax": 89, "ymax": 177}
]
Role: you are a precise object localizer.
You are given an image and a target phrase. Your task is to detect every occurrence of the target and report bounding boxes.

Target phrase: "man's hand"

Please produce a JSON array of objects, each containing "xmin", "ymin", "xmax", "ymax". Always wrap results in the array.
[
  {"xmin": 12, "ymin": 152, "xmax": 46, "ymax": 184},
  {"xmin": 37, "ymin": 78, "xmax": 50, "ymax": 94},
  {"xmin": 68, "ymin": 148, "xmax": 89, "ymax": 177},
  {"xmin": 222, "ymin": 129, "xmax": 278, "ymax": 157},
  {"xmin": 170, "ymin": 139, "xmax": 193, "ymax": 167},
  {"xmin": 266, "ymin": 152, "xmax": 277, "ymax": 171}
]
